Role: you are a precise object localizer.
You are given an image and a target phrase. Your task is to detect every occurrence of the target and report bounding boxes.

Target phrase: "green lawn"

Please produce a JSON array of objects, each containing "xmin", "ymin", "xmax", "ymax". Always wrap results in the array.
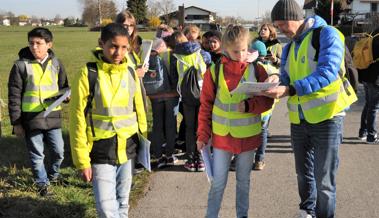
[{"xmin": 0, "ymin": 26, "xmax": 155, "ymax": 218}]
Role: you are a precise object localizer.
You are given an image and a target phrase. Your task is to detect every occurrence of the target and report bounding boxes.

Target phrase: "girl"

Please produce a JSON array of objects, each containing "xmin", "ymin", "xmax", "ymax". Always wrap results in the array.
[
  {"xmin": 253, "ymin": 23, "xmax": 283, "ymax": 170},
  {"xmin": 171, "ymin": 31, "xmax": 211, "ymax": 171},
  {"xmin": 197, "ymin": 25, "xmax": 274, "ymax": 218}
]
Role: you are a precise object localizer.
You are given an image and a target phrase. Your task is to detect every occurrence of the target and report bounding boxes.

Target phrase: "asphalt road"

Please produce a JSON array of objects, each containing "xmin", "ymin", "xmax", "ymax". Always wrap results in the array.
[{"xmin": 130, "ymin": 86, "xmax": 379, "ymax": 218}]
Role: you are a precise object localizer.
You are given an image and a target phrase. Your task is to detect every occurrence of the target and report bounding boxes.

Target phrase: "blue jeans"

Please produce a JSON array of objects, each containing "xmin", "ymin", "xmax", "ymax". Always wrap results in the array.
[
  {"xmin": 255, "ymin": 116, "xmax": 270, "ymax": 162},
  {"xmin": 92, "ymin": 161, "xmax": 132, "ymax": 218},
  {"xmin": 25, "ymin": 128, "xmax": 64, "ymax": 186},
  {"xmin": 359, "ymin": 82, "xmax": 379, "ymax": 141},
  {"xmin": 206, "ymin": 148, "xmax": 255, "ymax": 218},
  {"xmin": 291, "ymin": 116, "xmax": 343, "ymax": 218}
]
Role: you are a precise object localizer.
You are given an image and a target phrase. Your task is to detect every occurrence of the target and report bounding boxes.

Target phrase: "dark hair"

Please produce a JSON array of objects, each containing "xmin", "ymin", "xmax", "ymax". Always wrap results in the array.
[
  {"xmin": 206, "ymin": 30, "xmax": 222, "ymax": 41},
  {"xmin": 100, "ymin": 23, "xmax": 129, "ymax": 43},
  {"xmin": 28, "ymin": 27, "xmax": 53, "ymax": 42}
]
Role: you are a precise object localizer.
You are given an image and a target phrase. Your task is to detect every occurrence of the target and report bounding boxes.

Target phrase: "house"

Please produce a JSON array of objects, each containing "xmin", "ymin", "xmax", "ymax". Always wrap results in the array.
[
  {"xmin": 351, "ymin": 0, "xmax": 379, "ymax": 14},
  {"xmin": 2, "ymin": 18, "xmax": 10, "ymax": 26},
  {"xmin": 160, "ymin": 6, "xmax": 217, "ymax": 31},
  {"xmin": 303, "ymin": 0, "xmax": 316, "ymax": 17}
]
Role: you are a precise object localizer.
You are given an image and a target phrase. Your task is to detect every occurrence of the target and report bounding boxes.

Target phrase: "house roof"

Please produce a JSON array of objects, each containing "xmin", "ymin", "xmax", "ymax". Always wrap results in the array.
[
  {"xmin": 303, "ymin": 0, "xmax": 316, "ymax": 9},
  {"xmin": 162, "ymin": 5, "xmax": 215, "ymax": 17}
]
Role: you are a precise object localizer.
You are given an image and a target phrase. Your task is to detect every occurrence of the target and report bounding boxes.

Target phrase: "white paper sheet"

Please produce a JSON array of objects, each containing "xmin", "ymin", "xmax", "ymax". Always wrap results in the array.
[
  {"xmin": 140, "ymin": 40, "xmax": 153, "ymax": 67},
  {"xmin": 42, "ymin": 88, "xmax": 71, "ymax": 118},
  {"xmin": 200, "ymin": 144, "xmax": 213, "ymax": 183},
  {"xmin": 137, "ymin": 133, "xmax": 151, "ymax": 172},
  {"xmin": 230, "ymin": 82, "xmax": 279, "ymax": 94}
]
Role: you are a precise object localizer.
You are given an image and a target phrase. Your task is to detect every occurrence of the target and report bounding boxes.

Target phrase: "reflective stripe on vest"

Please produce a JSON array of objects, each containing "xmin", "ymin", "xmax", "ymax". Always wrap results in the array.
[
  {"xmin": 21, "ymin": 58, "xmax": 60, "ymax": 112},
  {"xmin": 210, "ymin": 63, "xmax": 262, "ymax": 138},
  {"xmin": 284, "ymin": 29, "xmax": 357, "ymax": 124},
  {"xmin": 89, "ymin": 66, "xmax": 137, "ymax": 141}
]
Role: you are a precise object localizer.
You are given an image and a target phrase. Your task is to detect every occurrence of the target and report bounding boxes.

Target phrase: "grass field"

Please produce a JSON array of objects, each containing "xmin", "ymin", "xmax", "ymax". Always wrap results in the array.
[{"xmin": 0, "ymin": 26, "xmax": 155, "ymax": 218}]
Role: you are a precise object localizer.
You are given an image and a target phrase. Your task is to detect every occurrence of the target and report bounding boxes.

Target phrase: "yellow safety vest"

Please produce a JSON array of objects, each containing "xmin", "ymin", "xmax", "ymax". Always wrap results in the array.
[
  {"xmin": 87, "ymin": 63, "xmax": 140, "ymax": 144},
  {"xmin": 174, "ymin": 50, "xmax": 206, "ymax": 94},
  {"xmin": 285, "ymin": 29, "xmax": 357, "ymax": 124},
  {"xmin": 210, "ymin": 63, "xmax": 262, "ymax": 138},
  {"xmin": 21, "ymin": 58, "xmax": 61, "ymax": 112}
]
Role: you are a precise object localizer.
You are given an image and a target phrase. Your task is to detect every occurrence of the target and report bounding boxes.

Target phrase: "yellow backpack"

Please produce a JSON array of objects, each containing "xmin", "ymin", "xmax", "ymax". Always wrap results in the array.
[{"xmin": 352, "ymin": 33, "xmax": 379, "ymax": 69}]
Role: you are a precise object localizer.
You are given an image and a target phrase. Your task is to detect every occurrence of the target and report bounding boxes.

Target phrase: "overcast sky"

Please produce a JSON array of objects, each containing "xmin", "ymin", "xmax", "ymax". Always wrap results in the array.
[{"xmin": 0, "ymin": 0, "xmax": 304, "ymax": 20}]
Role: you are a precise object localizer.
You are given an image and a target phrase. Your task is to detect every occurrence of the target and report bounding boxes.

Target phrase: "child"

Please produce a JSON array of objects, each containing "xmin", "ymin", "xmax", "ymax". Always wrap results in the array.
[
  {"xmin": 144, "ymin": 38, "xmax": 179, "ymax": 168},
  {"xmin": 197, "ymin": 24, "xmax": 274, "ymax": 217},
  {"xmin": 207, "ymin": 30, "xmax": 223, "ymax": 64},
  {"xmin": 183, "ymin": 24, "xmax": 201, "ymax": 42},
  {"xmin": 171, "ymin": 31, "xmax": 211, "ymax": 172},
  {"xmin": 69, "ymin": 23, "xmax": 147, "ymax": 217},
  {"xmin": 8, "ymin": 27, "xmax": 69, "ymax": 196}
]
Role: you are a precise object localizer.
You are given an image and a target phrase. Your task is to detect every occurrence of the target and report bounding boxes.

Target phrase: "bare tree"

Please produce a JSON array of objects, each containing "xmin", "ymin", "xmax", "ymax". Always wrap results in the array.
[
  {"xmin": 157, "ymin": 0, "xmax": 175, "ymax": 24},
  {"xmin": 147, "ymin": 0, "xmax": 160, "ymax": 18},
  {"xmin": 79, "ymin": 0, "xmax": 117, "ymax": 26}
]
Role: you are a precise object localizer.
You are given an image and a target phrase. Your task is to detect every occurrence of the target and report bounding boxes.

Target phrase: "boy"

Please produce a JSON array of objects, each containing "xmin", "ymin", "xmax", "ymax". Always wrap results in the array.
[
  {"xmin": 69, "ymin": 23, "xmax": 147, "ymax": 217},
  {"xmin": 8, "ymin": 27, "xmax": 69, "ymax": 196}
]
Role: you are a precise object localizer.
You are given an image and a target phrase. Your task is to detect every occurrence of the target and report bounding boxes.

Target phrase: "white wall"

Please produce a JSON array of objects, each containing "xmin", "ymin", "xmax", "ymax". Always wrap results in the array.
[{"xmin": 351, "ymin": 1, "xmax": 373, "ymax": 13}]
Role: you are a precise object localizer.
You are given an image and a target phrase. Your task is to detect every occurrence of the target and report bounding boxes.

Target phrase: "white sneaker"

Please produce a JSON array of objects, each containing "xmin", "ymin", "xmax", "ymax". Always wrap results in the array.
[{"xmin": 296, "ymin": 210, "xmax": 312, "ymax": 218}]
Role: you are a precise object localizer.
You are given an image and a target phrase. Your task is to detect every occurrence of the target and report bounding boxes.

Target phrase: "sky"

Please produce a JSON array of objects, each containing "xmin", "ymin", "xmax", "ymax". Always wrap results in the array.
[{"xmin": 0, "ymin": 0, "xmax": 304, "ymax": 21}]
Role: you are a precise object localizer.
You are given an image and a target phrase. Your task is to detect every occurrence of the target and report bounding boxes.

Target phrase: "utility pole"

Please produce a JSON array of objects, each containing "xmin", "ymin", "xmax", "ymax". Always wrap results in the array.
[{"xmin": 331, "ymin": 0, "xmax": 334, "ymax": 26}]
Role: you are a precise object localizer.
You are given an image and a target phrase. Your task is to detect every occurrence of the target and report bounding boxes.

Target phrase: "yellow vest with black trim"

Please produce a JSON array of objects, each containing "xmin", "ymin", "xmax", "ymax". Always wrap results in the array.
[
  {"xmin": 21, "ymin": 58, "xmax": 61, "ymax": 112},
  {"xmin": 210, "ymin": 63, "xmax": 262, "ymax": 138},
  {"xmin": 285, "ymin": 29, "xmax": 357, "ymax": 124},
  {"xmin": 128, "ymin": 51, "xmax": 141, "ymax": 69},
  {"xmin": 174, "ymin": 50, "xmax": 206, "ymax": 94}
]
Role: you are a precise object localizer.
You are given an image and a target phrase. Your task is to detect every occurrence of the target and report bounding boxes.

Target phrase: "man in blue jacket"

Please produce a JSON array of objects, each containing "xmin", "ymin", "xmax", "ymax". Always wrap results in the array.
[{"xmin": 263, "ymin": 0, "xmax": 357, "ymax": 217}]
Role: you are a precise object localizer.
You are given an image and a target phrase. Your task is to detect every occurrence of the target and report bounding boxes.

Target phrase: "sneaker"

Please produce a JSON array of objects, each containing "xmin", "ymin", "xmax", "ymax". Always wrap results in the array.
[
  {"xmin": 253, "ymin": 161, "xmax": 265, "ymax": 170},
  {"xmin": 367, "ymin": 138, "xmax": 379, "ymax": 144},
  {"xmin": 37, "ymin": 184, "xmax": 51, "ymax": 197},
  {"xmin": 196, "ymin": 160, "xmax": 205, "ymax": 172},
  {"xmin": 157, "ymin": 156, "xmax": 168, "ymax": 169},
  {"xmin": 358, "ymin": 133, "xmax": 367, "ymax": 141},
  {"xmin": 49, "ymin": 175, "xmax": 69, "ymax": 186},
  {"xmin": 184, "ymin": 160, "xmax": 196, "ymax": 172},
  {"xmin": 166, "ymin": 155, "xmax": 178, "ymax": 166},
  {"xmin": 296, "ymin": 210, "xmax": 312, "ymax": 218},
  {"xmin": 229, "ymin": 156, "xmax": 236, "ymax": 171}
]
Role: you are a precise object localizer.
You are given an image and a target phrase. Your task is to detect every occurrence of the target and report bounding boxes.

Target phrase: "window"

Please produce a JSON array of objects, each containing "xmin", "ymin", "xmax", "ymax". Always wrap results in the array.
[{"xmin": 371, "ymin": 3, "xmax": 378, "ymax": 12}]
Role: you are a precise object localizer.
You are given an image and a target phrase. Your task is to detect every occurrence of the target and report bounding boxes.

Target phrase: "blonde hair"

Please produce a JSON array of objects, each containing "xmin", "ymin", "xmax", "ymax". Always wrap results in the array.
[
  {"xmin": 115, "ymin": 10, "xmax": 138, "ymax": 51},
  {"xmin": 221, "ymin": 24, "xmax": 250, "ymax": 49},
  {"xmin": 171, "ymin": 31, "xmax": 188, "ymax": 44},
  {"xmin": 259, "ymin": 23, "xmax": 277, "ymax": 41},
  {"xmin": 183, "ymin": 24, "xmax": 200, "ymax": 41}
]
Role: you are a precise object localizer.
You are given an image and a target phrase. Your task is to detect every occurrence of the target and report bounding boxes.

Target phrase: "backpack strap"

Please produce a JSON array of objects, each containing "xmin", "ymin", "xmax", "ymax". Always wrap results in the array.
[
  {"xmin": 213, "ymin": 59, "xmax": 221, "ymax": 94},
  {"xmin": 311, "ymin": 26, "xmax": 323, "ymax": 61},
  {"xmin": 85, "ymin": 62, "xmax": 98, "ymax": 137}
]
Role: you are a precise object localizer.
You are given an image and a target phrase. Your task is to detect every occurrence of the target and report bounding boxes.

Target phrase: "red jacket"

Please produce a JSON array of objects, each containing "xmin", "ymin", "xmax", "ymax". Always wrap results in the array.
[{"xmin": 197, "ymin": 56, "xmax": 274, "ymax": 154}]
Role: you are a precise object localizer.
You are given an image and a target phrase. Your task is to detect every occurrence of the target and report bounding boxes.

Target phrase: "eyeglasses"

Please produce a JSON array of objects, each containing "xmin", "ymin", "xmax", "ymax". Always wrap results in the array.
[{"xmin": 123, "ymin": 24, "xmax": 135, "ymax": 29}]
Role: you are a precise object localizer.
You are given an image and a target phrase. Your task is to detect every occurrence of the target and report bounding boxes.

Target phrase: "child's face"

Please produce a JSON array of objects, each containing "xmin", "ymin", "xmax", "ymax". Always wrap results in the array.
[
  {"xmin": 99, "ymin": 36, "xmax": 129, "ymax": 64},
  {"xmin": 28, "ymin": 37, "xmax": 52, "ymax": 61},
  {"xmin": 122, "ymin": 19, "xmax": 135, "ymax": 36},
  {"xmin": 209, "ymin": 36, "xmax": 221, "ymax": 52},
  {"xmin": 259, "ymin": 26, "xmax": 270, "ymax": 40},
  {"xmin": 186, "ymin": 31, "xmax": 199, "ymax": 42},
  {"xmin": 225, "ymin": 39, "xmax": 248, "ymax": 62}
]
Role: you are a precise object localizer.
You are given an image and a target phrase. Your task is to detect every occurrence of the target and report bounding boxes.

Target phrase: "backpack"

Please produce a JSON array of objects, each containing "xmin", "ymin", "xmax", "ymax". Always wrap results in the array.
[
  {"xmin": 142, "ymin": 54, "xmax": 171, "ymax": 95},
  {"xmin": 352, "ymin": 33, "xmax": 379, "ymax": 70},
  {"xmin": 180, "ymin": 66, "xmax": 201, "ymax": 106},
  {"xmin": 311, "ymin": 27, "xmax": 359, "ymax": 92},
  {"xmin": 85, "ymin": 62, "xmax": 135, "ymax": 136}
]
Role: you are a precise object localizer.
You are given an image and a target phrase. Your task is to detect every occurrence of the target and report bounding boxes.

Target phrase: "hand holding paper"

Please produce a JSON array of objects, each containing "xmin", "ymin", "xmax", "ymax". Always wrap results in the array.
[{"xmin": 230, "ymin": 82, "xmax": 279, "ymax": 95}]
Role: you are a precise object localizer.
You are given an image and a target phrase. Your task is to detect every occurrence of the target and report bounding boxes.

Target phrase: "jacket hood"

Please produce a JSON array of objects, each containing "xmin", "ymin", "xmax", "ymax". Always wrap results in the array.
[
  {"xmin": 174, "ymin": 41, "xmax": 201, "ymax": 55},
  {"xmin": 18, "ymin": 47, "xmax": 55, "ymax": 61},
  {"xmin": 295, "ymin": 15, "xmax": 327, "ymax": 42}
]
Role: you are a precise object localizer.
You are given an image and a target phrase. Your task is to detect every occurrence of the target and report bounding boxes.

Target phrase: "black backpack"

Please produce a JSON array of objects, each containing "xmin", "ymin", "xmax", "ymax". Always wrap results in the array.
[
  {"xmin": 180, "ymin": 66, "xmax": 201, "ymax": 106},
  {"xmin": 85, "ymin": 62, "xmax": 135, "ymax": 136},
  {"xmin": 311, "ymin": 27, "xmax": 359, "ymax": 93},
  {"xmin": 143, "ymin": 54, "xmax": 171, "ymax": 95}
]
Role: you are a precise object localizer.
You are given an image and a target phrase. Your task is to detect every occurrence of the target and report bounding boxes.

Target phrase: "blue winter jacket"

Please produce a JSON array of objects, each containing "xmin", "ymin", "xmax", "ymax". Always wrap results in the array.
[
  {"xmin": 280, "ymin": 15, "xmax": 344, "ymax": 97},
  {"xmin": 173, "ymin": 41, "xmax": 212, "ymax": 65}
]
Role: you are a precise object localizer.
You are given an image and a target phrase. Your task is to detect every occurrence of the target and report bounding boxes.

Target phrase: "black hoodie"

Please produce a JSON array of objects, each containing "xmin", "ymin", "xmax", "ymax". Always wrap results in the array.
[{"xmin": 8, "ymin": 47, "xmax": 69, "ymax": 131}]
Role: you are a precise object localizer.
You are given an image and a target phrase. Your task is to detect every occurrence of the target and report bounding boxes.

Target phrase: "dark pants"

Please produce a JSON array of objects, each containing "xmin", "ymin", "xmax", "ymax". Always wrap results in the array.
[
  {"xmin": 359, "ymin": 82, "xmax": 379, "ymax": 141},
  {"xmin": 151, "ymin": 97, "xmax": 179, "ymax": 157},
  {"xmin": 183, "ymin": 103, "xmax": 200, "ymax": 160}
]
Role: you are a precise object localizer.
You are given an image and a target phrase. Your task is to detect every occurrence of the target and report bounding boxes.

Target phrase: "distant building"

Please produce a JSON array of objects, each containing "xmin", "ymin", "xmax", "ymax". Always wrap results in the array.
[
  {"xmin": 303, "ymin": 0, "xmax": 316, "ymax": 17},
  {"xmin": 160, "ymin": 6, "xmax": 218, "ymax": 31},
  {"xmin": 351, "ymin": 0, "xmax": 379, "ymax": 14},
  {"xmin": 2, "ymin": 18, "xmax": 10, "ymax": 26}
]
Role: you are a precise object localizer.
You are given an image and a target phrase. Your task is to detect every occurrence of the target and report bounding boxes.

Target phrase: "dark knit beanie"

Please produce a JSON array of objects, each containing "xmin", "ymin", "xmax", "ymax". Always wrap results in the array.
[{"xmin": 271, "ymin": 0, "xmax": 303, "ymax": 22}]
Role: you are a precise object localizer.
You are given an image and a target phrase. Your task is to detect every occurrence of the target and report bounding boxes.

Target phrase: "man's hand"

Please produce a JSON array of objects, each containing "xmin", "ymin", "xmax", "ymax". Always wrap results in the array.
[
  {"xmin": 80, "ymin": 168, "xmax": 92, "ymax": 182},
  {"xmin": 262, "ymin": 85, "xmax": 289, "ymax": 99},
  {"xmin": 13, "ymin": 124, "xmax": 25, "ymax": 137},
  {"xmin": 265, "ymin": 74, "xmax": 280, "ymax": 83},
  {"xmin": 197, "ymin": 141, "xmax": 206, "ymax": 152}
]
